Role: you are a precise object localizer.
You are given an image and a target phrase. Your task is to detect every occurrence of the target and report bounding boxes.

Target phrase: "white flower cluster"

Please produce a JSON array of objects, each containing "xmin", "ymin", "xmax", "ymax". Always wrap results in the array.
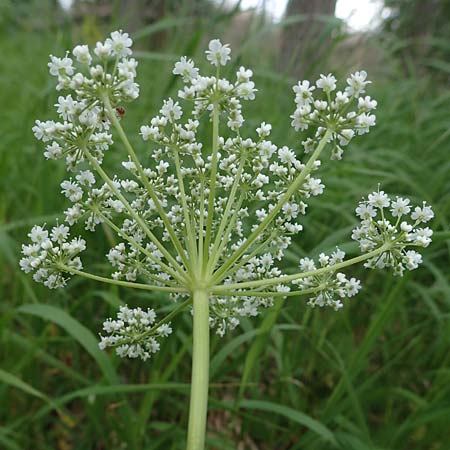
[
  {"xmin": 19, "ymin": 225, "xmax": 86, "ymax": 289},
  {"xmin": 209, "ymin": 252, "xmax": 286, "ymax": 336},
  {"xmin": 171, "ymin": 39, "xmax": 256, "ymax": 130},
  {"xmin": 292, "ymin": 71, "xmax": 377, "ymax": 160},
  {"xmin": 293, "ymin": 249, "xmax": 361, "ymax": 310},
  {"xmin": 32, "ymin": 30, "xmax": 138, "ymax": 171},
  {"xmin": 99, "ymin": 306, "xmax": 172, "ymax": 361},
  {"xmin": 352, "ymin": 191, "xmax": 434, "ymax": 276},
  {"xmin": 22, "ymin": 32, "xmax": 433, "ymax": 347}
]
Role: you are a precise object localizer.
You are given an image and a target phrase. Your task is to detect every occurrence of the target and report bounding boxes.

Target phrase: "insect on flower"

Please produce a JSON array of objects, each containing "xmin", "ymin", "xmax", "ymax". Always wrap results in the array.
[{"xmin": 116, "ymin": 106, "xmax": 126, "ymax": 118}]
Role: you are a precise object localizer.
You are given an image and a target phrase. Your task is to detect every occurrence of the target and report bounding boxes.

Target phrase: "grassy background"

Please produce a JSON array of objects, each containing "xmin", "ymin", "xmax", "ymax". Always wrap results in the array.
[{"xmin": 1, "ymin": 1, "xmax": 449, "ymax": 449}]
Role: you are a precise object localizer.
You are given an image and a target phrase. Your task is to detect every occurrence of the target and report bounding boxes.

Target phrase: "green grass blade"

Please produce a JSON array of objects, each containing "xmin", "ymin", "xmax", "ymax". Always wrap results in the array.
[
  {"xmin": 17, "ymin": 304, "xmax": 119, "ymax": 384},
  {"xmin": 240, "ymin": 399, "xmax": 338, "ymax": 446},
  {"xmin": 0, "ymin": 368, "xmax": 48, "ymax": 401}
]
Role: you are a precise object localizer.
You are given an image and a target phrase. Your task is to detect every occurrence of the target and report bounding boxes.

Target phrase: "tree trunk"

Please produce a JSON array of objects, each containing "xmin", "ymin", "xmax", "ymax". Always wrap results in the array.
[{"xmin": 280, "ymin": 0, "xmax": 337, "ymax": 77}]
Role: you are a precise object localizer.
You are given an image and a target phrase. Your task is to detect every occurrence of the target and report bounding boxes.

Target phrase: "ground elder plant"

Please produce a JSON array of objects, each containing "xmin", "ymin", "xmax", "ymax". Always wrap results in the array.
[{"xmin": 21, "ymin": 31, "xmax": 434, "ymax": 449}]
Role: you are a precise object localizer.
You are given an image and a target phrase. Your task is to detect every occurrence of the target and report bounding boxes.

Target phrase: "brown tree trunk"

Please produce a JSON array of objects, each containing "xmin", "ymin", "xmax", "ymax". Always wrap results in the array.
[{"xmin": 280, "ymin": 0, "xmax": 337, "ymax": 77}]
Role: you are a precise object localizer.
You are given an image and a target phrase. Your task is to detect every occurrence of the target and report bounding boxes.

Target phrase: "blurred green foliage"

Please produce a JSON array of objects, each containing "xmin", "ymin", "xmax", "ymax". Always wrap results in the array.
[
  {"xmin": 0, "ymin": 1, "xmax": 449, "ymax": 449},
  {"xmin": 383, "ymin": 0, "xmax": 450, "ymax": 78}
]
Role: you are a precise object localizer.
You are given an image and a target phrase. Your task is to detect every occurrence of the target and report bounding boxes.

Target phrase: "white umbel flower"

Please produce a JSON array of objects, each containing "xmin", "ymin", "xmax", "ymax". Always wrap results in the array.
[
  {"xmin": 205, "ymin": 39, "xmax": 231, "ymax": 66},
  {"xmin": 99, "ymin": 306, "xmax": 172, "ymax": 361},
  {"xmin": 352, "ymin": 192, "xmax": 433, "ymax": 276}
]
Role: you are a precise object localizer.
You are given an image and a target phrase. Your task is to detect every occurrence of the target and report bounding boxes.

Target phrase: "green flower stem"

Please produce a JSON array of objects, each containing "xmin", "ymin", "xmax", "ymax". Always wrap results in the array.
[
  {"xmin": 172, "ymin": 148, "xmax": 198, "ymax": 267},
  {"xmin": 134, "ymin": 298, "xmax": 192, "ymax": 342},
  {"xmin": 198, "ymin": 178, "xmax": 206, "ymax": 264},
  {"xmin": 94, "ymin": 208, "xmax": 183, "ymax": 284},
  {"xmin": 211, "ymin": 129, "xmax": 333, "ymax": 285},
  {"xmin": 205, "ymin": 156, "xmax": 246, "ymax": 276},
  {"xmin": 211, "ymin": 286, "xmax": 322, "ymax": 298},
  {"xmin": 60, "ymin": 265, "xmax": 188, "ymax": 294},
  {"xmin": 213, "ymin": 244, "xmax": 390, "ymax": 292},
  {"xmin": 82, "ymin": 147, "xmax": 189, "ymax": 284},
  {"xmin": 206, "ymin": 193, "xmax": 245, "ymax": 277},
  {"xmin": 203, "ymin": 98, "xmax": 220, "ymax": 264},
  {"xmin": 102, "ymin": 95, "xmax": 191, "ymax": 272},
  {"xmin": 186, "ymin": 289, "xmax": 210, "ymax": 450},
  {"xmin": 215, "ymin": 232, "xmax": 274, "ymax": 281}
]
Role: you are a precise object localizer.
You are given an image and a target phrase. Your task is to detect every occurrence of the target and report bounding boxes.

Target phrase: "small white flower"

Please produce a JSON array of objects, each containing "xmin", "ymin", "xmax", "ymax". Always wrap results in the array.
[
  {"xmin": 256, "ymin": 122, "xmax": 272, "ymax": 138},
  {"xmin": 94, "ymin": 41, "xmax": 112, "ymax": 59},
  {"xmin": 60, "ymin": 180, "xmax": 83, "ymax": 202},
  {"xmin": 205, "ymin": 39, "xmax": 231, "ymax": 66},
  {"xmin": 48, "ymin": 54, "xmax": 74, "ymax": 78},
  {"xmin": 356, "ymin": 203, "xmax": 376, "ymax": 220},
  {"xmin": 278, "ymin": 146, "xmax": 296, "ymax": 164},
  {"xmin": 236, "ymin": 66, "xmax": 253, "ymax": 82},
  {"xmin": 403, "ymin": 250, "xmax": 422, "ymax": 270},
  {"xmin": 106, "ymin": 30, "xmax": 132, "ymax": 57},
  {"xmin": 44, "ymin": 142, "xmax": 63, "ymax": 160},
  {"xmin": 358, "ymin": 95, "xmax": 377, "ymax": 111},
  {"xmin": 173, "ymin": 56, "xmax": 199, "ymax": 81},
  {"xmin": 346, "ymin": 70, "xmax": 371, "ymax": 96},
  {"xmin": 368, "ymin": 191, "xmax": 390, "ymax": 208},
  {"xmin": 28, "ymin": 225, "xmax": 48, "ymax": 244},
  {"xmin": 391, "ymin": 197, "xmax": 411, "ymax": 217},
  {"xmin": 72, "ymin": 45, "xmax": 92, "ymax": 65},
  {"xmin": 345, "ymin": 277, "xmax": 361, "ymax": 296},
  {"xmin": 51, "ymin": 224, "xmax": 70, "ymax": 243},
  {"xmin": 160, "ymin": 98, "xmax": 182, "ymax": 121},
  {"xmin": 293, "ymin": 80, "xmax": 315, "ymax": 105},
  {"xmin": 411, "ymin": 203, "xmax": 434, "ymax": 223},
  {"xmin": 316, "ymin": 74, "xmax": 337, "ymax": 92}
]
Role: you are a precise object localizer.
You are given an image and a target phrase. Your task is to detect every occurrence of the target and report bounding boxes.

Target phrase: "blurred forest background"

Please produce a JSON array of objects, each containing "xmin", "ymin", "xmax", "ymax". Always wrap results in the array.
[{"xmin": 0, "ymin": 0, "xmax": 450, "ymax": 449}]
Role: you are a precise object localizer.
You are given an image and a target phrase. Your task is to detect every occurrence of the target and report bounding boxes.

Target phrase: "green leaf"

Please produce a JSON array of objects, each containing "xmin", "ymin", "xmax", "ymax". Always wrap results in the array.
[
  {"xmin": 133, "ymin": 17, "xmax": 194, "ymax": 41},
  {"xmin": 240, "ymin": 399, "xmax": 338, "ymax": 446},
  {"xmin": 238, "ymin": 299, "xmax": 284, "ymax": 400},
  {"xmin": 210, "ymin": 329, "xmax": 261, "ymax": 379},
  {"xmin": 32, "ymin": 383, "xmax": 189, "ymax": 421},
  {"xmin": 17, "ymin": 304, "xmax": 118, "ymax": 384},
  {"xmin": 0, "ymin": 368, "xmax": 48, "ymax": 401}
]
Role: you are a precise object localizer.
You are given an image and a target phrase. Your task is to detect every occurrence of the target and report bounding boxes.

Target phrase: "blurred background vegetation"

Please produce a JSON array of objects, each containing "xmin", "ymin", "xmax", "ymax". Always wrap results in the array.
[{"xmin": 0, "ymin": 0, "xmax": 449, "ymax": 449}]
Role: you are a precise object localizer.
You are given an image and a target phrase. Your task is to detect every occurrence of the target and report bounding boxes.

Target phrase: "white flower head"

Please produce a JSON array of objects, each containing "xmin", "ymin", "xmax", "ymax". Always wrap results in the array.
[
  {"xmin": 72, "ymin": 45, "xmax": 92, "ymax": 65},
  {"xmin": 99, "ymin": 306, "xmax": 172, "ymax": 361},
  {"xmin": 25, "ymin": 32, "xmax": 434, "ymax": 350},
  {"xmin": 106, "ymin": 30, "xmax": 133, "ymax": 57},
  {"xmin": 353, "ymin": 192, "xmax": 433, "ymax": 275},
  {"xmin": 316, "ymin": 73, "xmax": 337, "ymax": 92},
  {"xmin": 173, "ymin": 56, "xmax": 199, "ymax": 81},
  {"xmin": 205, "ymin": 39, "xmax": 231, "ymax": 66}
]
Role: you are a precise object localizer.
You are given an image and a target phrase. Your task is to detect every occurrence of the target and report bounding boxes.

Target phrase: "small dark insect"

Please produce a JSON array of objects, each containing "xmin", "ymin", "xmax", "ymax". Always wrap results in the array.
[{"xmin": 116, "ymin": 107, "xmax": 126, "ymax": 118}]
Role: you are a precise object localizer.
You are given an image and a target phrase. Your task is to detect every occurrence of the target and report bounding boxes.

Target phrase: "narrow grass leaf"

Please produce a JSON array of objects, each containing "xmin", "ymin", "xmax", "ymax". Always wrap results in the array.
[
  {"xmin": 240, "ymin": 399, "xmax": 338, "ymax": 446},
  {"xmin": 17, "ymin": 303, "xmax": 118, "ymax": 384}
]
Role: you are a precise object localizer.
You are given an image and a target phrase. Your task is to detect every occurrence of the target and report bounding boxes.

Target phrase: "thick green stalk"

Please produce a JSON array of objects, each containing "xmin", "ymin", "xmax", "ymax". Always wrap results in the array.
[
  {"xmin": 186, "ymin": 289, "xmax": 210, "ymax": 450},
  {"xmin": 211, "ymin": 129, "xmax": 333, "ymax": 285}
]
